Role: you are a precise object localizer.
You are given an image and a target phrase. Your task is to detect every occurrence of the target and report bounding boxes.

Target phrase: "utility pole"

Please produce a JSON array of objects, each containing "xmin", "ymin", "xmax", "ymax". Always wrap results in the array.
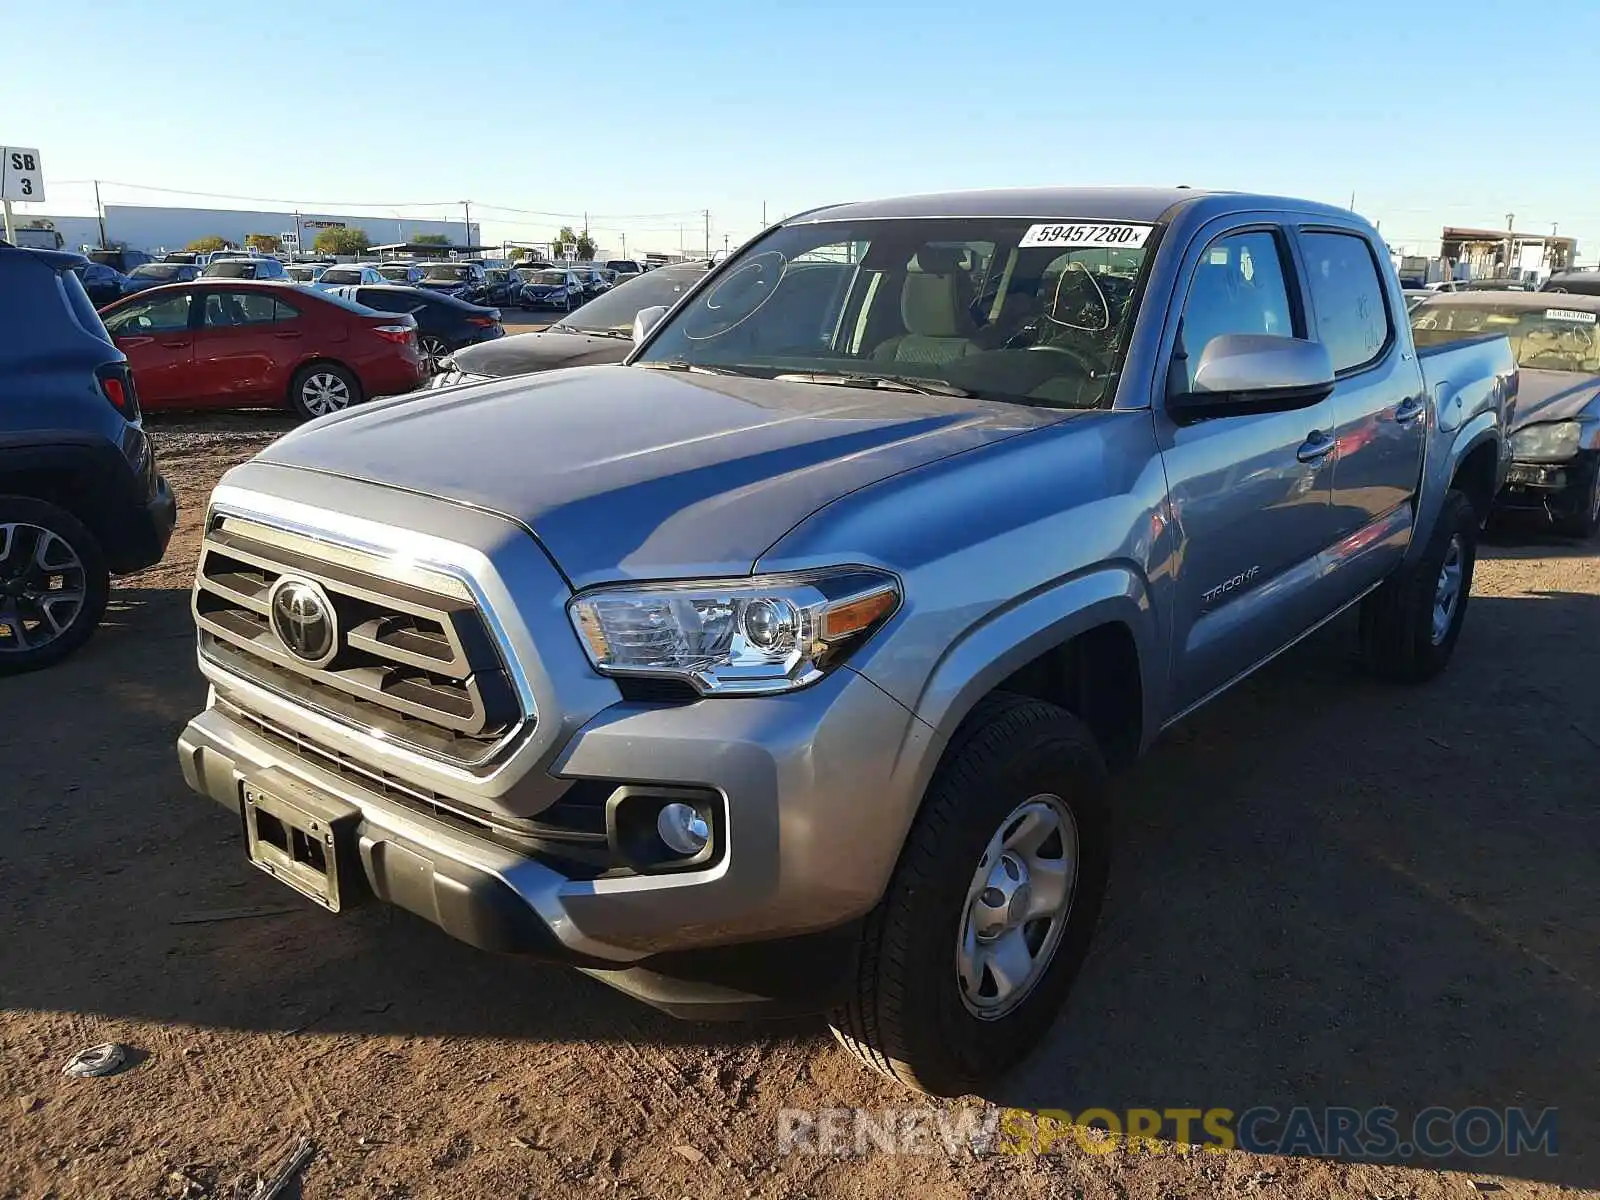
[
  {"xmin": 621, "ymin": 231, "xmax": 627, "ymax": 259},
  {"xmin": 724, "ymin": 233, "xmax": 730, "ymax": 257},
  {"xmin": 1505, "ymin": 212, "xmax": 1515, "ymax": 278},
  {"xmin": 293, "ymin": 209, "xmax": 303, "ymax": 257},
  {"xmin": 462, "ymin": 200, "xmax": 472, "ymax": 248},
  {"xmin": 94, "ymin": 180, "xmax": 108, "ymax": 249},
  {"xmin": 762, "ymin": 200, "xmax": 767, "ymax": 226},
  {"xmin": 704, "ymin": 210, "xmax": 710, "ymax": 259}
]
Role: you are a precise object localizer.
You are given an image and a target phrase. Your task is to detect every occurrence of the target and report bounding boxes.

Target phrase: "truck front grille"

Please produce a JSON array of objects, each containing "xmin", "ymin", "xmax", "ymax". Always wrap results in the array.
[{"xmin": 194, "ymin": 515, "xmax": 526, "ymax": 766}]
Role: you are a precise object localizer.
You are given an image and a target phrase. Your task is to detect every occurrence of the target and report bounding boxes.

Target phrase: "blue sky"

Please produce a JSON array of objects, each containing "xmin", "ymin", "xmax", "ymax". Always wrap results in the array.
[{"xmin": 5, "ymin": 0, "xmax": 1598, "ymax": 260}]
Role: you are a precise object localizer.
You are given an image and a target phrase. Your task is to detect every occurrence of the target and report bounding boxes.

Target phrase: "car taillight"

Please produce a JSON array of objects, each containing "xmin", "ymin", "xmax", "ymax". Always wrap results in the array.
[
  {"xmin": 372, "ymin": 325, "xmax": 415, "ymax": 345},
  {"xmin": 95, "ymin": 363, "xmax": 141, "ymax": 420},
  {"xmin": 467, "ymin": 315, "xmax": 499, "ymax": 327}
]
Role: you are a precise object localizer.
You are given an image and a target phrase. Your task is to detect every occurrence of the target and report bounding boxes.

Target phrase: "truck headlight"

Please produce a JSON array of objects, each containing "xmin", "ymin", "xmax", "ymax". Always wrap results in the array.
[
  {"xmin": 569, "ymin": 568, "xmax": 900, "ymax": 696},
  {"xmin": 1510, "ymin": 421, "xmax": 1582, "ymax": 462}
]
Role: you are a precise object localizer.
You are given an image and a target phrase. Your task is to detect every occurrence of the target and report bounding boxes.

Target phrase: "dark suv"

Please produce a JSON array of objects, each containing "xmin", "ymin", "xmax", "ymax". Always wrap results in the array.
[{"xmin": 0, "ymin": 242, "xmax": 177, "ymax": 672}]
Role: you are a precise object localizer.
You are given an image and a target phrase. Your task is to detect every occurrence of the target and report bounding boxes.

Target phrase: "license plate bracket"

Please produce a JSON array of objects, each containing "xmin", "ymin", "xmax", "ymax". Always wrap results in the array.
[{"xmin": 242, "ymin": 783, "xmax": 361, "ymax": 912}]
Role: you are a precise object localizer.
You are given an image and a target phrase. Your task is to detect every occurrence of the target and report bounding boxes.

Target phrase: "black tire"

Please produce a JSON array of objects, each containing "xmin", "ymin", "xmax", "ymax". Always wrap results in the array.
[
  {"xmin": 1358, "ymin": 489, "xmax": 1478, "ymax": 683},
  {"xmin": 830, "ymin": 693, "xmax": 1110, "ymax": 1096},
  {"xmin": 289, "ymin": 362, "xmax": 362, "ymax": 420},
  {"xmin": 0, "ymin": 496, "xmax": 111, "ymax": 675},
  {"xmin": 1552, "ymin": 460, "xmax": 1600, "ymax": 540}
]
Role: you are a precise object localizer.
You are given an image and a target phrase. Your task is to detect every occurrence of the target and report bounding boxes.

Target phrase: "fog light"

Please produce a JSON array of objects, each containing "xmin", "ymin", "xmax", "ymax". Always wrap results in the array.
[{"xmin": 656, "ymin": 802, "xmax": 710, "ymax": 856}]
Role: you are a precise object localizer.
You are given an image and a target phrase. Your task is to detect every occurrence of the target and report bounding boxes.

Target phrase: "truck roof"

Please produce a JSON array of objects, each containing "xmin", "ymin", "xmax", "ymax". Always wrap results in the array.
[{"xmin": 792, "ymin": 186, "xmax": 1360, "ymax": 226}]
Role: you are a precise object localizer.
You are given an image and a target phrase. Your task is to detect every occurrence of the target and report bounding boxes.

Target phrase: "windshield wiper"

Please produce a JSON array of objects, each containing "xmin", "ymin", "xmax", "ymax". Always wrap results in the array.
[
  {"xmin": 561, "ymin": 326, "xmax": 632, "ymax": 340},
  {"xmin": 637, "ymin": 360, "xmax": 749, "ymax": 377},
  {"xmin": 773, "ymin": 371, "xmax": 974, "ymax": 399}
]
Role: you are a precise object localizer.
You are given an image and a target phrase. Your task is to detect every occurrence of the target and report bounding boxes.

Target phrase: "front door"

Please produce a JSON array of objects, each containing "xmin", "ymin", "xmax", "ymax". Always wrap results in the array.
[
  {"xmin": 103, "ymin": 292, "xmax": 196, "ymax": 409},
  {"xmin": 1299, "ymin": 228, "xmax": 1427, "ymax": 590},
  {"xmin": 1154, "ymin": 224, "xmax": 1341, "ymax": 715}
]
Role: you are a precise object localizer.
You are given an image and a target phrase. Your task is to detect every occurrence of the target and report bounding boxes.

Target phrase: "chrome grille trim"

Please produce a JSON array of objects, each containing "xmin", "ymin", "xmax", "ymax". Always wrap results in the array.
[{"xmin": 194, "ymin": 505, "xmax": 533, "ymax": 767}]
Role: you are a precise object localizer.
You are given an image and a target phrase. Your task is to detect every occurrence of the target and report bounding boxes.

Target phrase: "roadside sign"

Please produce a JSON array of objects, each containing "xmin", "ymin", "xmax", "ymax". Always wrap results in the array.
[{"xmin": 0, "ymin": 147, "xmax": 45, "ymax": 202}]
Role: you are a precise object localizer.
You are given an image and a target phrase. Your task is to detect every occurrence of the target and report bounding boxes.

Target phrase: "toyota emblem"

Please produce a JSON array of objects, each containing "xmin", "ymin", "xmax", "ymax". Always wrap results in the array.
[{"xmin": 268, "ymin": 577, "xmax": 338, "ymax": 666}]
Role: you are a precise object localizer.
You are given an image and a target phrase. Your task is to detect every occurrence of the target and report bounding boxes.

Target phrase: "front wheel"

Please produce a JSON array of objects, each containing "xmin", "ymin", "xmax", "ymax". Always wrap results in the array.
[
  {"xmin": 1358, "ymin": 488, "xmax": 1478, "ymax": 682},
  {"xmin": 0, "ymin": 497, "xmax": 111, "ymax": 675},
  {"xmin": 290, "ymin": 363, "xmax": 362, "ymax": 420},
  {"xmin": 831, "ymin": 694, "xmax": 1110, "ymax": 1096}
]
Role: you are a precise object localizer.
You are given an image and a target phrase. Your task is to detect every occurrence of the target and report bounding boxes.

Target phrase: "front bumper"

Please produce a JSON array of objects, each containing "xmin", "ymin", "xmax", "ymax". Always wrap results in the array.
[
  {"xmin": 1498, "ymin": 452, "xmax": 1597, "ymax": 516},
  {"xmin": 177, "ymin": 660, "xmax": 935, "ymax": 1011}
]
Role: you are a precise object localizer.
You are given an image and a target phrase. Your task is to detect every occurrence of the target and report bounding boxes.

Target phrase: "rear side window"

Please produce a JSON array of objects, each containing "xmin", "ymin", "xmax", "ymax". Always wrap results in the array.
[
  {"xmin": 203, "ymin": 292, "xmax": 279, "ymax": 326},
  {"xmin": 1300, "ymin": 231, "xmax": 1392, "ymax": 373}
]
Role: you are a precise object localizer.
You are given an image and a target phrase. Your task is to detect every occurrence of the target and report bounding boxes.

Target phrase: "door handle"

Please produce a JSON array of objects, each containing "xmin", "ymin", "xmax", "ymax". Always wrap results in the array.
[
  {"xmin": 1394, "ymin": 395, "xmax": 1427, "ymax": 424},
  {"xmin": 273, "ymin": 330, "xmax": 302, "ymax": 340},
  {"xmin": 1296, "ymin": 431, "xmax": 1337, "ymax": 463},
  {"xmin": 160, "ymin": 340, "xmax": 190, "ymax": 349}
]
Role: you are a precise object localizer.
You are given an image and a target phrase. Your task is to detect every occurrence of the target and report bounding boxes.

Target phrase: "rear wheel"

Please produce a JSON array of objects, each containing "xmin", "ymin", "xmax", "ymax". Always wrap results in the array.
[
  {"xmin": 417, "ymin": 335, "xmax": 450, "ymax": 375},
  {"xmin": 830, "ymin": 694, "xmax": 1110, "ymax": 1095},
  {"xmin": 1358, "ymin": 489, "xmax": 1478, "ymax": 682},
  {"xmin": 1553, "ymin": 459, "xmax": 1600, "ymax": 540},
  {"xmin": 0, "ymin": 497, "xmax": 111, "ymax": 675},
  {"xmin": 290, "ymin": 362, "xmax": 361, "ymax": 420}
]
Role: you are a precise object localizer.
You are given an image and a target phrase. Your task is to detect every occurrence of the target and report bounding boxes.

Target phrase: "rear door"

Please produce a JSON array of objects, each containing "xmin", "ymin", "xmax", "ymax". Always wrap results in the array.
[
  {"xmin": 1154, "ymin": 221, "xmax": 1341, "ymax": 714},
  {"xmin": 1297, "ymin": 227, "xmax": 1426, "ymax": 589},
  {"xmin": 192, "ymin": 289, "xmax": 286, "ymax": 404},
  {"xmin": 102, "ymin": 292, "xmax": 197, "ymax": 408}
]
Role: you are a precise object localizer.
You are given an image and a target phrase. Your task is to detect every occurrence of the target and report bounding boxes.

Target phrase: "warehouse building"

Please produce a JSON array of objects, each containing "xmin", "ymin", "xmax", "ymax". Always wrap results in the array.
[{"xmin": 8, "ymin": 203, "xmax": 476, "ymax": 255}]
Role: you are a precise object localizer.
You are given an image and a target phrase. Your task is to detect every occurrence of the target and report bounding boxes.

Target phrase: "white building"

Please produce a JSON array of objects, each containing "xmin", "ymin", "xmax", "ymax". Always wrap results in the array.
[{"xmin": 8, "ymin": 203, "xmax": 477, "ymax": 255}]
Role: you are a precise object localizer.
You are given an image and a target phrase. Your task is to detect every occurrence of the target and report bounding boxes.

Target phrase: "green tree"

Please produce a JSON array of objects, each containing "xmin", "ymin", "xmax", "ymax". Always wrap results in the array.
[
  {"xmin": 244, "ymin": 233, "xmax": 282, "ymax": 254},
  {"xmin": 550, "ymin": 226, "xmax": 597, "ymax": 261},
  {"xmin": 312, "ymin": 227, "xmax": 371, "ymax": 256},
  {"xmin": 413, "ymin": 233, "xmax": 450, "ymax": 246},
  {"xmin": 507, "ymin": 247, "xmax": 528, "ymax": 262},
  {"xmin": 576, "ymin": 233, "xmax": 597, "ymax": 260},
  {"xmin": 186, "ymin": 235, "xmax": 229, "ymax": 253}
]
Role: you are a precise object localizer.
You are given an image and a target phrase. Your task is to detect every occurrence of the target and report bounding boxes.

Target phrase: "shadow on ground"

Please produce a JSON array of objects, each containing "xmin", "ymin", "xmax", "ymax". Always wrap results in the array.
[{"xmin": 2, "ymin": 555, "xmax": 1596, "ymax": 1185}]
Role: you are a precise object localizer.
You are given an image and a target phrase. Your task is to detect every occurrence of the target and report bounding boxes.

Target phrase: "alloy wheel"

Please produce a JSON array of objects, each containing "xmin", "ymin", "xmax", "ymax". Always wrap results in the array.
[
  {"xmin": 0, "ymin": 522, "xmax": 88, "ymax": 654},
  {"xmin": 1431, "ymin": 532, "xmax": 1464, "ymax": 645},
  {"xmin": 299, "ymin": 372, "xmax": 352, "ymax": 416},
  {"xmin": 956, "ymin": 794, "xmax": 1079, "ymax": 1020},
  {"xmin": 418, "ymin": 336, "xmax": 448, "ymax": 374}
]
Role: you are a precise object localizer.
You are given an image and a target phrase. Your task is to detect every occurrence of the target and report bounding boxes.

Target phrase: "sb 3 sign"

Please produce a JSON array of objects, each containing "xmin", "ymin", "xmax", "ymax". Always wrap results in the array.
[{"xmin": 1, "ymin": 147, "xmax": 45, "ymax": 202}]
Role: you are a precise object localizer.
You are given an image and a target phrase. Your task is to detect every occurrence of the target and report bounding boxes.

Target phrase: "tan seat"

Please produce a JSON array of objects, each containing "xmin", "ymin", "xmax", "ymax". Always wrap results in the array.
[{"xmin": 873, "ymin": 267, "xmax": 979, "ymax": 366}]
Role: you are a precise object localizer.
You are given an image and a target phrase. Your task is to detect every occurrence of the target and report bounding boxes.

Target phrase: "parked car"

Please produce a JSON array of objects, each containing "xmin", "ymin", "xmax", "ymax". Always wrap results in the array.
[
  {"xmin": 176, "ymin": 187, "xmax": 1513, "ymax": 1096},
  {"xmin": 415, "ymin": 261, "xmax": 490, "ymax": 304},
  {"xmin": 1542, "ymin": 268, "xmax": 1600, "ymax": 297},
  {"xmin": 0, "ymin": 245, "xmax": 175, "ymax": 672},
  {"xmin": 1403, "ymin": 288, "xmax": 1434, "ymax": 312},
  {"xmin": 98, "ymin": 280, "xmax": 426, "ymax": 417},
  {"xmin": 73, "ymin": 261, "xmax": 133, "ymax": 307},
  {"xmin": 376, "ymin": 261, "xmax": 424, "ymax": 286},
  {"xmin": 201, "ymin": 256, "xmax": 289, "ymax": 281},
  {"xmin": 326, "ymin": 284, "xmax": 504, "ymax": 373},
  {"xmin": 575, "ymin": 267, "xmax": 614, "ymax": 298},
  {"xmin": 125, "ymin": 262, "xmax": 201, "ymax": 294},
  {"xmin": 313, "ymin": 264, "xmax": 387, "ymax": 290},
  {"xmin": 482, "ymin": 268, "xmax": 520, "ymax": 307},
  {"xmin": 162, "ymin": 251, "xmax": 203, "ymax": 265},
  {"xmin": 604, "ymin": 258, "xmax": 643, "ymax": 281},
  {"xmin": 86, "ymin": 247, "xmax": 157, "ymax": 273},
  {"xmin": 1413, "ymin": 291, "xmax": 1600, "ymax": 537},
  {"xmin": 433, "ymin": 260, "xmax": 711, "ymax": 386},
  {"xmin": 1458, "ymin": 278, "xmax": 1530, "ymax": 292},
  {"xmin": 285, "ymin": 263, "xmax": 328, "ymax": 285},
  {"xmin": 517, "ymin": 267, "xmax": 587, "ymax": 311}
]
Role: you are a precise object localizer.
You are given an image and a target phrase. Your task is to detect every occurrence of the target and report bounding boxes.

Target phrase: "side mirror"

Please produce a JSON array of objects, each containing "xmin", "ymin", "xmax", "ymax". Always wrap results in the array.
[
  {"xmin": 632, "ymin": 305, "xmax": 669, "ymax": 344},
  {"xmin": 1168, "ymin": 334, "xmax": 1334, "ymax": 423}
]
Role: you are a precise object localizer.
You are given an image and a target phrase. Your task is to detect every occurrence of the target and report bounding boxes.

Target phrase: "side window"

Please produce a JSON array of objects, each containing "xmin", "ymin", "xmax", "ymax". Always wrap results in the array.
[
  {"xmin": 203, "ymin": 292, "xmax": 277, "ymax": 326},
  {"xmin": 1300, "ymin": 231, "xmax": 1391, "ymax": 372},
  {"xmin": 105, "ymin": 294, "xmax": 193, "ymax": 335},
  {"xmin": 1178, "ymin": 230, "xmax": 1296, "ymax": 389},
  {"xmin": 273, "ymin": 297, "xmax": 301, "ymax": 322}
]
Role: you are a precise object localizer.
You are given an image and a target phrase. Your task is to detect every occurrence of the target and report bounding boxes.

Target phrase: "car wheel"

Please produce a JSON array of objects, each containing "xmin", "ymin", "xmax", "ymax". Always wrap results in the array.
[
  {"xmin": 1357, "ymin": 489, "xmax": 1478, "ymax": 682},
  {"xmin": 1553, "ymin": 459, "xmax": 1600, "ymax": 540},
  {"xmin": 0, "ymin": 497, "xmax": 111, "ymax": 675},
  {"xmin": 290, "ymin": 362, "xmax": 362, "ymax": 420},
  {"xmin": 830, "ymin": 693, "xmax": 1110, "ymax": 1096},
  {"xmin": 417, "ymin": 335, "xmax": 450, "ymax": 374}
]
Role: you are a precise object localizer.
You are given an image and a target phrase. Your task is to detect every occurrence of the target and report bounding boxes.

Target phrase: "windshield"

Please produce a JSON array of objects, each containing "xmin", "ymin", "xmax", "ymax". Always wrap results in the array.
[
  {"xmin": 636, "ymin": 217, "xmax": 1153, "ymax": 409},
  {"xmin": 203, "ymin": 261, "xmax": 261, "ymax": 278},
  {"xmin": 286, "ymin": 267, "xmax": 317, "ymax": 281},
  {"xmin": 320, "ymin": 268, "xmax": 363, "ymax": 284},
  {"xmin": 422, "ymin": 265, "xmax": 471, "ymax": 281},
  {"xmin": 378, "ymin": 265, "xmax": 412, "ymax": 279},
  {"xmin": 556, "ymin": 264, "xmax": 708, "ymax": 333},
  {"xmin": 528, "ymin": 270, "xmax": 568, "ymax": 286},
  {"xmin": 130, "ymin": 264, "xmax": 180, "ymax": 280},
  {"xmin": 1413, "ymin": 303, "xmax": 1600, "ymax": 373}
]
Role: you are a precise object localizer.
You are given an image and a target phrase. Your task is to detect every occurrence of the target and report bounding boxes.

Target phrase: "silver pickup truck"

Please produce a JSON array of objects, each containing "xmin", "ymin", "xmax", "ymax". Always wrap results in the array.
[{"xmin": 177, "ymin": 188, "xmax": 1515, "ymax": 1095}]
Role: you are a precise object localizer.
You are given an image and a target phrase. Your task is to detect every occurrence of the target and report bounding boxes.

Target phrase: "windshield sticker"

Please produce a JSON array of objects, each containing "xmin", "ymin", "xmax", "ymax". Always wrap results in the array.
[
  {"xmin": 1544, "ymin": 308, "xmax": 1597, "ymax": 324},
  {"xmin": 1020, "ymin": 222, "xmax": 1153, "ymax": 249}
]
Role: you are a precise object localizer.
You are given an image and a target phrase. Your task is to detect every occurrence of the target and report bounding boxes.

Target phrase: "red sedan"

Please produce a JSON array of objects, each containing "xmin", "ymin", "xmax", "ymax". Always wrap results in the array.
[{"xmin": 98, "ymin": 281, "xmax": 426, "ymax": 417}]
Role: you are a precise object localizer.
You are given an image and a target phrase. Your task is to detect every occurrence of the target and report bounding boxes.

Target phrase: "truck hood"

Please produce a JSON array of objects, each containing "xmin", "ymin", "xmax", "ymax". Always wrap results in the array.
[
  {"xmin": 1513, "ymin": 369, "xmax": 1600, "ymax": 429},
  {"xmin": 258, "ymin": 365, "xmax": 1058, "ymax": 588}
]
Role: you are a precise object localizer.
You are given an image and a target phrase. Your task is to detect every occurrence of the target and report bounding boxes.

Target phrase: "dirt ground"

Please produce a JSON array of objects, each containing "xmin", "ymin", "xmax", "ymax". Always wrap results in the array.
[{"xmin": 2, "ymin": 412, "xmax": 1597, "ymax": 1200}]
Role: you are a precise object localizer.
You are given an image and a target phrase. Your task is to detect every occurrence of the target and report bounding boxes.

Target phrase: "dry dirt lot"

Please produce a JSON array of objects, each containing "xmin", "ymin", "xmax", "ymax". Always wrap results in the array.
[{"xmin": 2, "ymin": 412, "xmax": 1597, "ymax": 1200}]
